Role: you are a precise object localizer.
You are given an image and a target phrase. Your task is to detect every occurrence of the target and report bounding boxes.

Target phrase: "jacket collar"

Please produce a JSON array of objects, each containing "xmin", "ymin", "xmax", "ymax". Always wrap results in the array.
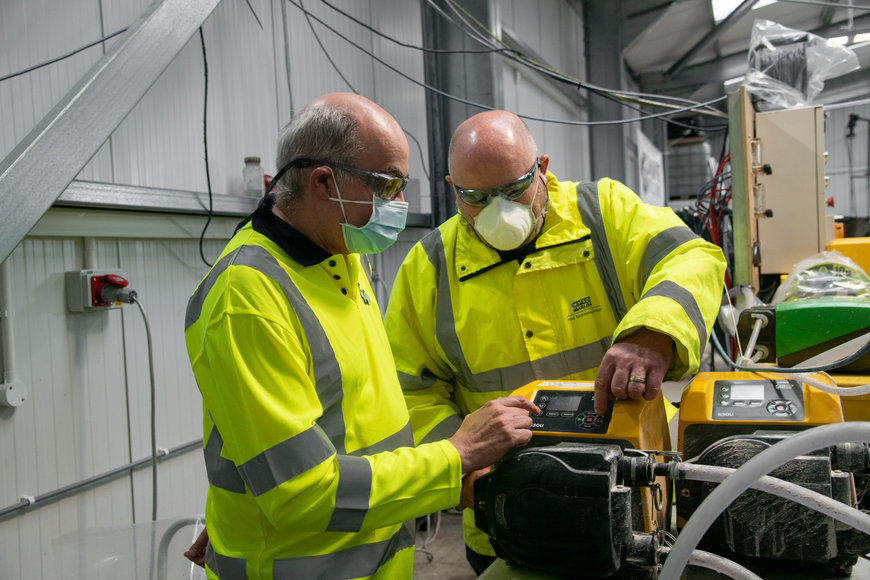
[{"xmin": 251, "ymin": 205, "xmax": 332, "ymax": 267}]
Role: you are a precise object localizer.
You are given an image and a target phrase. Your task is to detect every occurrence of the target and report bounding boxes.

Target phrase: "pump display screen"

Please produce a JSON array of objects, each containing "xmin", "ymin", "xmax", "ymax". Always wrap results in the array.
[
  {"xmin": 730, "ymin": 383, "xmax": 765, "ymax": 401},
  {"xmin": 530, "ymin": 389, "xmax": 612, "ymax": 434},
  {"xmin": 711, "ymin": 379, "xmax": 804, "ymax": 421},
  {"xmin": 546, "ymin": 394, "xmax": 583, "ymax": 412}
]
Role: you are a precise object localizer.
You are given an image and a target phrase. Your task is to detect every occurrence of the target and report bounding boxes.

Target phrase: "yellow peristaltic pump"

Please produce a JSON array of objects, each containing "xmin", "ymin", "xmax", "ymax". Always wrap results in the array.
[{"xmin": 473, "ymin": 380, "xmax": 673, "ymax": 578}]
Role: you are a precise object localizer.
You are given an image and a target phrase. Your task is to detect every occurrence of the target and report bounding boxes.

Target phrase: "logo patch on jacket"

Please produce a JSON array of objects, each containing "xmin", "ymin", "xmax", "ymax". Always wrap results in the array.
[{"xmin": 567, "ymin": 295, "xmax": 601, "ymax": 321}]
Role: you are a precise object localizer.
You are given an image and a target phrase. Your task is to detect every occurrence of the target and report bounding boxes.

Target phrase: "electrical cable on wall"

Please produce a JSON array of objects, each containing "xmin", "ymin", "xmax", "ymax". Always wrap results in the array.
[
  {"xmin": 98, "ymin": 278, "xmax": 160, "ymax": 521},
  {"xmin": 198, "ymin": 27, "xmax": 215, "ymax": 269},
  {"xmin": 316, "ymin": 0, "xmax": 725, "ymax": 134},
  {"xmin": 132, "ymin": 295, "xmax": 160, "ymax": 522},
  {"xmin": 436, "ymin": 0, "xmax": 727, "ymax": 128},
  {"xmin": 297, "ymin": 0, "xmax": 432, "ymax": 180},
  {"xmin": 0, "ymin": 28, "xmax": 129, "ymax": 83},
  {"xmin": 287, "ymin": 0, "xmax": 728, "ymax": 128}
]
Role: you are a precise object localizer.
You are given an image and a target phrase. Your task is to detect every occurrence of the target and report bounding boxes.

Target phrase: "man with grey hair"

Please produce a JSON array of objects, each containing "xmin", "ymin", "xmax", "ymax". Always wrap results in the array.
[{"xmin": 184, "ymin": 94, "xmax": 539, "ymax": 579}]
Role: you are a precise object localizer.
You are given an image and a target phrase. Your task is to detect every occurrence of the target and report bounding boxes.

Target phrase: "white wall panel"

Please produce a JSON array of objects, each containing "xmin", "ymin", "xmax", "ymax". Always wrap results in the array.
[
  {"xmin": 0, "ymin": 231, "xmax": 210, "ymax": 580},
  {"xmin": 825, "ymin": 104, "xmax": 870, "ymax": 219},
  {"xmin": 503, "ymin": 64, "xmax": 589, "ymax": 182}
]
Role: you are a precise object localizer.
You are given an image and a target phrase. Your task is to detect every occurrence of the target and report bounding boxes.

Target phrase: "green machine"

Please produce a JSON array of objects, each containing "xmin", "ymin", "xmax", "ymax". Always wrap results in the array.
[{"xmin": 737, "ymin": 298, "xmax": 870, "ymax": 372}]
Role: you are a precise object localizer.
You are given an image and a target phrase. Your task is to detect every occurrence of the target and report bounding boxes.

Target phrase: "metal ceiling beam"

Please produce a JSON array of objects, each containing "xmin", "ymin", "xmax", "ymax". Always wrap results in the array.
[
  {"xmin": 0, "ymin": 0, "xmax": 223, "ymax": 264},
  {"xmin": 665, "ymin": 0, "xmax": 760, "ymax": 78},
  {"xmin": 819, "ymin": 0, "xmax": 840, "ymax": 28},
  {"xmin": 644, "ymin": 12, "xmax": 870, "ymax": 96}
]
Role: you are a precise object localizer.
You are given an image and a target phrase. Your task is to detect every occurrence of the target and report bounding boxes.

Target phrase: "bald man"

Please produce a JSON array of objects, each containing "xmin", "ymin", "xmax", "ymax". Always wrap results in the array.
[
  {"xmin": 384, "ymin": 110, "xmax": 725, "ymax": 574},
  {"xmin": 184, "ymin": 95, "xmax": 540, "ymax": 579}
]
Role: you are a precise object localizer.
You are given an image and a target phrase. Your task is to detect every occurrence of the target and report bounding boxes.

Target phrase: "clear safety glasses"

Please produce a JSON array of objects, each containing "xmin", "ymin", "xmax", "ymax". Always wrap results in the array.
[
  {"xmin": 452, "ymin": 158, "xmax": 538, "ymax": 207},
  {"xmin": 325, "ymin": 161, "xmax": 408, "ymax": 201}
]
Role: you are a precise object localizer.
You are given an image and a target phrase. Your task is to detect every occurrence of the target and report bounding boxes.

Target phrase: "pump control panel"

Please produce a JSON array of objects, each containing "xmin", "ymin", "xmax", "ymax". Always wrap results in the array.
[
  {"xmin": 711, "ymin": 379, "xmax": 805, "ymax": 421},
  {"xmin": 531, "ymin": 389, "xmax": 613, "ymax": 435}
]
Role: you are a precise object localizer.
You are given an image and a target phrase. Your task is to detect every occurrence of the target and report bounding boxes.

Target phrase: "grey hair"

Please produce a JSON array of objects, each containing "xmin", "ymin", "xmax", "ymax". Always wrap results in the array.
[{"xmin": 273, "ymin": 103, "xmax": 363, "ymax": 208}]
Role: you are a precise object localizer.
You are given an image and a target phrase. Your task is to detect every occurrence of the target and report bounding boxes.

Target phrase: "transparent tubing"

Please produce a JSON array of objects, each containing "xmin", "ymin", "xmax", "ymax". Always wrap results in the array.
[
  {"xmin": 660, "ymin": 422, "xmax": 870, "ymax": 580},
  {"xmin": 787, "ymin": 372, "xmax": 870, "ymax": 396},
  {"xmin": 659, "ymin": 546, "xmax": 762, "ymax": 580},
  {"xmin": 674, "ymin": 463, "xmax": 870, "ymax": 534}
]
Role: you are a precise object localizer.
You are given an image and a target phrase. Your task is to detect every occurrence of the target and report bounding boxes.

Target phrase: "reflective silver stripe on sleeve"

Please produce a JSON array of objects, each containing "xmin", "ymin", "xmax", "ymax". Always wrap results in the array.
[
  {"xmin": 642, "ymin": 226, "xmax": 700, "ymax": 284},
  {"xmin": 186, "ymin": 248, "xmax": 241, "ymax": 330},
  {"xmin": 205, "ymin": 544, "xmax": 247, "ymax": 579},
  {"xmin": 419, "ymin": 414, "xmax": 463, "ymax": 444},
  {"xmin": 272, "ymin": 519, "xmax": 415, "ymax": 579},
  {"xmin": 575, "ymin": 181, "xmax": 627, "ymax": 320},
  {"xmin": 396, "ymin": 369, "xmax": 438, "ymax": 391},
  {"xmin": 350, "ymin": 422, "xmax": 414, "ymax": 456},
  {"xmin": 187, "ymin": 244, "xmax": 347, "ymax": 453},
  {"xmin": 326, "ymin": 455, "xmax": 373, "ymax": 532},
  {"xmin": 424, "ymin": 229, "xmax": 610, "ymax": 394},
  {"xmin": 640, "ymin": 280, "xmax": 708, "ymax": 352},
  {"xmin": 237, "ymin": 424, "xmax": 335, "ymax": 497},
  {"xmin": 204, "ymin": 422, "xmax": 246, "ymax": 494}
]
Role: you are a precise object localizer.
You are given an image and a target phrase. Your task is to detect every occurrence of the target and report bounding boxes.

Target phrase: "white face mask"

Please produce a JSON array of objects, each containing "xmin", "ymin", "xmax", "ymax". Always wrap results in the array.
[{"xmin": 472, "ymin": 177, "xmax": 542, "ymax": 251}]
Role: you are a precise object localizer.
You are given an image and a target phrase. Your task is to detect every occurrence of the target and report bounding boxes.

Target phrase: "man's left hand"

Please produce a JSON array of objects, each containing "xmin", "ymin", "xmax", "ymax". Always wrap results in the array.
[{"xmin": 593, "ymin": 327, "xmax": 673, "ymax": 416}]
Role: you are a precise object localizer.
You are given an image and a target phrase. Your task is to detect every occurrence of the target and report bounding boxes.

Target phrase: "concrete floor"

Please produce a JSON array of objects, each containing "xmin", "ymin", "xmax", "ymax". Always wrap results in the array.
[{"xmin": 412, "ymin": 510, "xmax": 477, "ymax": 580}]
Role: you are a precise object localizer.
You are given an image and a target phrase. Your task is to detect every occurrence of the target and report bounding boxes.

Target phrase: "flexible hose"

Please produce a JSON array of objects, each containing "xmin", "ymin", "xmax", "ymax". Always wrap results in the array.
[
  {"xmin": 710, "ymin": 330, "xmax": 870, "ymax": 395},
  {"xmin": 674, "ymin": 463, "xmax": 870, "ymax": 535},
  {"xmin": 660, "ymin": 422, "xmax": 870, "ymax": 580},
  {"xmin": 659, "ymin": 546, "xmax": 763, "ymax": 580}
]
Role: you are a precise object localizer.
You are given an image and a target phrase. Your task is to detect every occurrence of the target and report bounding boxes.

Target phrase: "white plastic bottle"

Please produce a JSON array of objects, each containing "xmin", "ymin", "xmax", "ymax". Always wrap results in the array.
[{"xmin": 243, "ymin": 156, "xmax": 265, "ymax": 198}]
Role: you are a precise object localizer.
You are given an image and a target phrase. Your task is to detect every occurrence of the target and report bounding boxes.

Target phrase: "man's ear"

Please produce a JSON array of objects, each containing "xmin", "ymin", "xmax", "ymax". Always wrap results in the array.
[
  {"xmin": 445, "ymin": 175, "xmax": 453, "ymax": 186},
  {"xmin": 538, "ymin": 155, "xmax": 550, "ymax": 175},
  {"xmin": 309, "ymin": 166, "xmax": 334, "ymax": 200}
]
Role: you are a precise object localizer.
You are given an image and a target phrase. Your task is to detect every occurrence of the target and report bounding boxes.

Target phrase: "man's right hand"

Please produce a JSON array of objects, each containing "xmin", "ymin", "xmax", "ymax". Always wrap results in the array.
[
  {"xmin": 184, "ymin": 527, "xmax": 208, "ymax": 568},
  {"xmin": 448, "ymin": 396, "xmax": 540, "ymax": 474}
]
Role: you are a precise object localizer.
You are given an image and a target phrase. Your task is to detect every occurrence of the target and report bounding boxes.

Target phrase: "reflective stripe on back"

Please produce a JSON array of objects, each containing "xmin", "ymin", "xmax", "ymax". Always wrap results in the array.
[
  {"xmin": 575, "ymin": 181, "xmax": 627, "ymax": 320},
  {"xmin": 185, "ymin": 244, "xmax": 347, "ymax": 453},
  {"xmin": 640, "ymin": 280, "xmax": 708, "ymax": 352},
  {"xmin": 204, "ymin": 421, "xmax": 246, "ymax": 494},
  {"xmin": 642, "ymin": 226, "xmax": 700, "ymax": 284},
  {"xmin": 423, "ymin": 232, "xmax": 610, "ymax": 394},
  {"xmin": 271, "ymin": 519, "xmax": 415, "ymax": 579},
  {"xmin": 205, "ymin": 544, "xmax": 247, "ymax": 579}
]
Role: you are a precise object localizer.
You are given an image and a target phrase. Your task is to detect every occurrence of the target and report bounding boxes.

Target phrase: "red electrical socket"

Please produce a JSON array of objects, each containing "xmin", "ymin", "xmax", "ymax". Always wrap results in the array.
[{"xmin": 91, "ymin": 273, "xmax": 129, "ymax": 307}]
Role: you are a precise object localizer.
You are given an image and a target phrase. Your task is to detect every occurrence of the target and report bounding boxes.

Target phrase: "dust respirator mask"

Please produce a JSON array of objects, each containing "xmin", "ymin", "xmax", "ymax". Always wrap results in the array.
[{"xmin": 471, "ymin": 176, "xmax": 542, "ymax": 251}]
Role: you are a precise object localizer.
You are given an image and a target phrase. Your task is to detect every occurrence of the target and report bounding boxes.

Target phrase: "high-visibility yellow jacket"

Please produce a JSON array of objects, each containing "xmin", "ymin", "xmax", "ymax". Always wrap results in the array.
[
  {"xmin": 185, "ymin": 208, "xmax": 462, "ymax": 579},
  {"xmin": 383, "ymin": 174, "xmax": 726, "ymax": 554}
]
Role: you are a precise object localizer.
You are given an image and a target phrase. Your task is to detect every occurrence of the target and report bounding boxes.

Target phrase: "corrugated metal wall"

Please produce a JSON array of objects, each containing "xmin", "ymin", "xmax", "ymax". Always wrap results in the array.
[
  {"xmin": 825, "ymin": 104, "xmax": 870, "ymax": 220},
  {"xmin": 0, "ymin": 1, "xmax": 591, "ymax": 578}
]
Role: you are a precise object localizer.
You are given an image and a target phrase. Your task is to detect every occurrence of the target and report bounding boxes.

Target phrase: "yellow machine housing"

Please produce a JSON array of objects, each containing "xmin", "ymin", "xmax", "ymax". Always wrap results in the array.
[
  {"xmin": 678, "ymin": 371, "xmax": 844, "ymax": 464},
  {"xmin": 511, "ymin": 380, "xmax": 671, "ymax": 532},
  {"xmin": 672, "ymin": 372, "xmax": 870, "ymax": 575}
]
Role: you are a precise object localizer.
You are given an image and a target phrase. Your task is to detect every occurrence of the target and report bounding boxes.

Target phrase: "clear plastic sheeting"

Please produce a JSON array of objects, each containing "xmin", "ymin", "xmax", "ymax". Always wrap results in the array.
[
  {"xmin": 744, "ymin": 19, "xmax": 859, "ymax": 110},
  {"xmin": 53, "ymin": 515, "xmax": 206, "ymax": 580},
  {"xmin": 771, "ymin": 250, "xmax": 870, "ymax": 304}
]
